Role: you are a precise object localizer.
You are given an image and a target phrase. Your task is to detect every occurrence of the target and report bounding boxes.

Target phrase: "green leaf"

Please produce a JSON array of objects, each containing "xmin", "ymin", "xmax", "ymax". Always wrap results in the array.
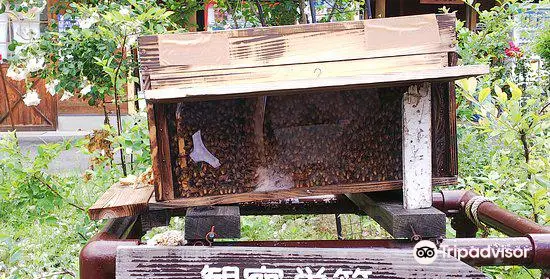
[
  {"xmin": 494, "ymin": 84, "xmax": 507, "ymax": 103},
  {"xmin": 478, "ymin": 87, "xmax": 491, "ymax": 102},
  {"xmin": 507, "ymin": 80, "xmax": 522, "ymax": 100},
  {"xmin": 456, "ymin": 77, "xmax": 478, "ymax": 94}
]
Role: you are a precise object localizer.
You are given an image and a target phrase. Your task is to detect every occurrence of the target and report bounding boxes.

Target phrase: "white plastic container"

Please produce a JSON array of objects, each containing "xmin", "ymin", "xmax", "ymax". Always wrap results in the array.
[{"xmin": 0, "ymin": 13, "xmax": 8, "ymax": 60}]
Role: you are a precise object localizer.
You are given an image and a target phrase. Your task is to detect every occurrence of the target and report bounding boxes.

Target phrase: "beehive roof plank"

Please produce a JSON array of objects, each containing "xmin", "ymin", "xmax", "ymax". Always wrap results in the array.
[
  {"xmin": 145, "ymin": 65, "xmax": 489, "ymax": 102},
  {"xmin": 139, "ymin": 14, "xmax": 456, "ymax": 76}
]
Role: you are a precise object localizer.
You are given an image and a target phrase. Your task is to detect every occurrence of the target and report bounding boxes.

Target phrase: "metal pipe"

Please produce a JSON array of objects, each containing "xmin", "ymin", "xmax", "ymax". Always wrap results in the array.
[
  {"xmin": 80, "ymin": 217, "xmax": 141, "ymax": 279},
  {"xmin": 435, "ymin": 190, "xmax": 550, "ymax": 236}
]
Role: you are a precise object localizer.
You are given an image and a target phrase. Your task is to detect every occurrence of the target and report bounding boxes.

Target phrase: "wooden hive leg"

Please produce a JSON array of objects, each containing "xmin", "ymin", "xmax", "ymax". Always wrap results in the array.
[
  {"xmin": 346, "ymin": 193, "xmax": 446, "ymax": 239},
  {"xmin": 184, "ymin": 206, "xmax": 241, "ymax": 242},
  {"xmin": 402, "ymin": 82, "xmax": 432, "ymax": 210}
]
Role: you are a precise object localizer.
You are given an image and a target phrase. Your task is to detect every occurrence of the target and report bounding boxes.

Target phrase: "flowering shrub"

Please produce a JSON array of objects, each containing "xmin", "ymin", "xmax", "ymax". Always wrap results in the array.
[
  {"xmin": 534, "ymin": 23, "xmax": 550, "ymax": 66},
  {"xmin": 504, "ymin": 41, "xmax": 523, "ymax": 58},
  {"xmin": 0, "ymin": 0, "xmax": 46, "ymax": 18},
  {"xmin": 7, "ymin": 0, "xmax": 175, "ymax": 109}
]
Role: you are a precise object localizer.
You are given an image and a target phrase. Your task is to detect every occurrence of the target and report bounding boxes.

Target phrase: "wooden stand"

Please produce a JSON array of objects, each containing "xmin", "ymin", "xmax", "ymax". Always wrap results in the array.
[
  {"xmin": 347, "ymin": 192, "xmax": 445, "ymax": 239},
  {"xmin": 184, "ymin": 206, "xmax": 241, "ymax": 241}
]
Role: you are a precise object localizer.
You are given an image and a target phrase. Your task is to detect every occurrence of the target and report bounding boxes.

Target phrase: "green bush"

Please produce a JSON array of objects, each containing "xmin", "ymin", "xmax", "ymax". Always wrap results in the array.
[{"xmin": 534, "ymin": 23, "xmax": 550, "ymax": 66}]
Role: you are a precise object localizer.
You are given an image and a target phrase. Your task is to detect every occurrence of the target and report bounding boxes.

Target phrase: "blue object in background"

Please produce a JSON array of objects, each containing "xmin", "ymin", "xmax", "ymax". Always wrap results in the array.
[{"xmin": 57, "ymin": 14, "xmax": 77, "ymax": 32}]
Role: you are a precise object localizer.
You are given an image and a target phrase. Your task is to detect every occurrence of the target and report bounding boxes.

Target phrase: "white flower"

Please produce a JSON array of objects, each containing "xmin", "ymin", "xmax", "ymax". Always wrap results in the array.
[
  {"xmin": 60, "ymin": 90, "xmax": 73, "ymax": 101},
  {"xmin": 80, "ymin": 84, "xmax": 92, "ymax": 96},
  {"xmin": 45, "ymin": 79, "xmax": 59, "ymax": 96},
  {"xmin": 126, "ymin": 35, "xmax": 138, "ymax": 48},
  {"xmin": 23, "ymin": 90, "xmax": 41, "ymax": 106},
  {"xmin": 13, "ymin": 45, "xmax": 26, "ymax": 56},
  {"xmin": 26, "ymin": 56, "xmax": 45, "ymax": 73},
  {"xmin": 120, "ymin": 6, "xmax": 130, "ymax": 16},
  {"xmin": 6, "ymin": 66, "xmax": 27, "ymax": 81},
  {"xmin": 125, "ymin": 147, "xmax": 133, "ymax": 155},
  {"xmin": 77, "ymin": 13, "xmax": 99, "ymax": 29}
]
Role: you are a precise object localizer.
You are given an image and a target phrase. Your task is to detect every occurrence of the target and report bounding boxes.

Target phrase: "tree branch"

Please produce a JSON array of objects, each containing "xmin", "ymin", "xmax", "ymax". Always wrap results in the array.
[
  {"xmin": 113, "ymin": 35, "xmax": 128, "ymax": 176},
  {"xmin": 36, "ymin": 268, "xmax": 76, "ymax": 279},
  {"xmin": 254, "ymin": 0, "xmax": 266, "ymax": 27},
  {"xmin": 35, "ymin": 175, "xmax": 86, "ymax": 212}
]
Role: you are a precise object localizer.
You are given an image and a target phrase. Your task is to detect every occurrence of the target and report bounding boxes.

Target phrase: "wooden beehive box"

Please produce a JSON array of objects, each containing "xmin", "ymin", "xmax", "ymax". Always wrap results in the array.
[{"xmin": 138, "ymin": 13, "xmax": 488, "ymax": 209}]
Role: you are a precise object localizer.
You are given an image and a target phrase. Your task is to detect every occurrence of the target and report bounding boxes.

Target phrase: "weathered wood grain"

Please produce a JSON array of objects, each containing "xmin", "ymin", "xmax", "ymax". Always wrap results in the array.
[
  {"xmin": 116, "ymin": 246, "xmax": 489, "ymax": 279},
  {"xmin": 431, "ymin": 82, "xmax": 451, "ymax": 177},
  {"xmin": 402, "ymin": 83, "xmax": 432, "ymax": 209},
  {"xmin": 152, "ymin": 103, "xmax": 175, "ymax": 201},
  {"xmin": 448, "ymin": 52, "xmax": 459, "ymax": 176},
  {"xmin": 139, "ymin": 14, "xmax": 459, "ymax": 96},
  {"xmin": 145, "ymin": 65, "xmax": 489, "ymax": 102},
  {"xmin": 139, "ymin": 14, "xmax": 456, "ymax": 73},
  {"xmin": 88, "ymin": 183, "xmax": 154, "ymax": 220},
  {"xmin": 146, "ymin": 102, "xmax": 163, "ymax": 200},
  {"xmin": 346, "ymin": 193, "xmax": 446, "ymax": 239},
  {"xmin": 151, "ymin": 177, "xmax": 456, "ymax": 208},
  {"xmin": 185, "ymin": 206, "xmax": 241, "ymax": 240},
  {"xmin": 148, "ymin": 53, "xmax": 448, "ymax": 90}
]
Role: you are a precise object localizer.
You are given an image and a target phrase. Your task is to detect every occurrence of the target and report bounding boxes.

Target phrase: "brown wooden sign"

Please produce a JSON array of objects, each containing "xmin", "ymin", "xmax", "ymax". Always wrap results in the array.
[{"xmin": 116, "ymin": 246, "xmax": 488, "ymax": 279}]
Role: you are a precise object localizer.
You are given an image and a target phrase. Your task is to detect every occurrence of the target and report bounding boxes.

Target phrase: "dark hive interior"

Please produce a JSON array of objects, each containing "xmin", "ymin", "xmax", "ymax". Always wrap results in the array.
[{"xmin": 169, "ymin": 87, "xmax": 406, "ymax": 198}]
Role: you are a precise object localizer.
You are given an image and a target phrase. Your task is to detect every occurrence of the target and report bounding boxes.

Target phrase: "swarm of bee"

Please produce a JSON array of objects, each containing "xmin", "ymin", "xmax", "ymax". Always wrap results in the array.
[
  {"xmin": 85, "ymin": 129, "xmax": 113, "ymax": 166},
  {"xmin": 170, "ymin": 87, "xmax": 405, "ymax": 198}
]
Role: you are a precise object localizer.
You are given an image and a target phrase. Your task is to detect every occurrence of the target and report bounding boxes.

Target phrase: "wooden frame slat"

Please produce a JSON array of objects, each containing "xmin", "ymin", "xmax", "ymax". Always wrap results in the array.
[
  {"xmin": 152, "ymin": 177, "xmax": 456, "ymax": 208},
  {"xmin": 145, "ymin": 65, "xmax": 489, "ymax": 102}
]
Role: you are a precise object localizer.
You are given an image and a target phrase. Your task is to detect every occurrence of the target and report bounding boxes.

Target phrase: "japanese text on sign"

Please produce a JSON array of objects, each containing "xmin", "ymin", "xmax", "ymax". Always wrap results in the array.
[{"xmin": 201, "ymin": 265, "xmax": 372, "ymax": 279}]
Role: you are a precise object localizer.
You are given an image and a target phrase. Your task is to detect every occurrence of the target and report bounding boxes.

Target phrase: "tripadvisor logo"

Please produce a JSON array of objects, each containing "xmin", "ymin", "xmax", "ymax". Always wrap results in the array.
[
  {"xmin": 413, "ymin": 240, "xmax": 530, "ymax": 265},
  {"xmin": 413, "ymin": 240, "xmax": 438, "ymax": 265}
]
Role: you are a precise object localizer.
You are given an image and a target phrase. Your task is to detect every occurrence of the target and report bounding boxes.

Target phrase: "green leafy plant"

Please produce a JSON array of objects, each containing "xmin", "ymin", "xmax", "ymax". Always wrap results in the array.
[
  {"xmin": 7, "ymin": 0, "xmax": 175, "ymax": 175},
  {"xmin": 454, "ymin": 1, "xmax": 548, "ymax": 277},
  {"xmin": 534, "ymin": 23, "xmax": 550, "ymax": 66},
  {"xmin": 158, "ymin": 0, "xmax": 203, "ymax": 28},
  {"xmin": 0, "ymin": 114, "xmax": 151, "ymax": 278},
  {"xmin": 0, "ymin": 0, "xmax": 46, "ymax": 17}
]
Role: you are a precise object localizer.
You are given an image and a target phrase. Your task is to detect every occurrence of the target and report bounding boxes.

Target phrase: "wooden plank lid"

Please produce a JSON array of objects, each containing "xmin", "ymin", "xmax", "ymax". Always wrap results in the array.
[{"xmin": 138, "ymin": 13, "xmax": 488, "ymax": 102}]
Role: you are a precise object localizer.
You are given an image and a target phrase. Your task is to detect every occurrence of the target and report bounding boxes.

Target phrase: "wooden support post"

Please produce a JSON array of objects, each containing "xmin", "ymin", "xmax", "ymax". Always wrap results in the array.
[
  {"xmin": 346, "ymin": 193, "xmax": 445, "ymax": 239},
  {"xmin": 465, "ymin": 4, "xmax": 478, "ymax": 31},
  {"xmin": 141, "ymin": 210, "xmax": 171, "ymax": 232},
  {"xmin": 402, "ymin": 82, "xmax": 432, "ymax": 209},
  {"xmin": 185, "ymin": 206, "xmax": 241, "ymax": 241},
  {"xmin": 375, "ymin": 0, "xmax": 386, "ymax": 18}
]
